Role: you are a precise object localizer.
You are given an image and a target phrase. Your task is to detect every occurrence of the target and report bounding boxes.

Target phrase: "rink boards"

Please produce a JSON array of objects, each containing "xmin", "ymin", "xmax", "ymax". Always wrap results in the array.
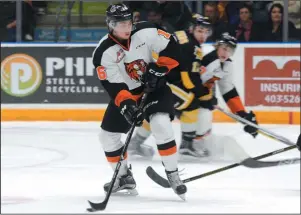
[{"xmin": 1, "ymin": 43, "xmax": 300, "ymax": 124}]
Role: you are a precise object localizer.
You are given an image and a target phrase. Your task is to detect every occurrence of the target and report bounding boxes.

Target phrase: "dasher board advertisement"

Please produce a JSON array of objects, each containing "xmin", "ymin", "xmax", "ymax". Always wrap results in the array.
[
  {"xmin": 245, "ymin": 47, "xmax": 300, "ymax": 108},
  {"xmin": 1, "ymin": 46, "xmax": 110, "ymax": 104}
]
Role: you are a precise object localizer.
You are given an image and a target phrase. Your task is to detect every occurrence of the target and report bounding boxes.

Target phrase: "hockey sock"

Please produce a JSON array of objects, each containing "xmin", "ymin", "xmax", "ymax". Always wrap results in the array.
[
  {"xmin": 150, "ymin": 113, "xmax": 178, "ymax": 171},
  {"xmin": 157, "ymin": 140, "xmax": 178, "ymax": 171},
  {"xmin": 182, "ymin": 131, "xmax": 196, "ymax": 142},
  {"xmin": 104, "ymin": 145, "xmax": 128, "ymax": 177}
]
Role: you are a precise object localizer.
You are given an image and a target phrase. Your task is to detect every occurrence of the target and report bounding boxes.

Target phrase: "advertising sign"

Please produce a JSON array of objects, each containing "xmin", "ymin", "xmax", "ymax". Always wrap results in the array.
[
  {"xmin": 245, "ymin": 48, "xmax": 300, "ymax": 107},
  {"xmin": 1, "ymin": 47, "xmax": 110, "ymax": 103}
]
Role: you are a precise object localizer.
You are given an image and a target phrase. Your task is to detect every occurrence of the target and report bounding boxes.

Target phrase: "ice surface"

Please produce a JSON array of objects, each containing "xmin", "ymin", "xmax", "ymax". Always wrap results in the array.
[{"xmin": 1, "ymin": 122, "xmax": 300, "ymax": 213}]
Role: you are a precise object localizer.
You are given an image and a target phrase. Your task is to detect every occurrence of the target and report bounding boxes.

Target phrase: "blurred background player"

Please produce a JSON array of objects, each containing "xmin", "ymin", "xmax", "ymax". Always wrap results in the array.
[
  {"xmin": 182, "ymin": 32, "xmax": 259, "ymax": 158},
  {"xmin": 129, "ymin": 32, "xmax": 259, "ymax": 159},
  {"xmin": 92, "ymin": 3, "xmax": 186, "ymax": 199},
  {"xmin": 128, "ymin": 15, "xmax": 214, "ymax": 158}
]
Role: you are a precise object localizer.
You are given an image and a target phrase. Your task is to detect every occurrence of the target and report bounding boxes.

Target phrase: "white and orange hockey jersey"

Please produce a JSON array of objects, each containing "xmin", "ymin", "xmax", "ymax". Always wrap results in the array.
[
  {"xmin": 201, "ymin": 49, "xmax": 245, "ymax": 114},
  {"xmin": 92, "ymin": 22, "xmax": 179, "ymax": 108}
]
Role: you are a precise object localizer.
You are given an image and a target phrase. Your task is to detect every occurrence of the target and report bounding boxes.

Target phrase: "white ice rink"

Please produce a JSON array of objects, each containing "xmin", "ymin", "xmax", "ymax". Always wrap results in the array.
[{"xmin": 1, "ymin": 122, "xmax": 300, "ymax": 213}]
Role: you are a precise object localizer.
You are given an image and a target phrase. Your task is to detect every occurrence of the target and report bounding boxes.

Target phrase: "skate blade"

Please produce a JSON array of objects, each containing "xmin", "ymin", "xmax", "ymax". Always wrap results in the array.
[
  {"xmin": 178, "ymin": 194, "xmax": 186, "ymax": 201},
  {"xmin": 106, "ymin": 188, "xmax": 139, "ymax": 197},
  {"xmin": 179, "ymin": 153, "xmax": 211, "ymax": 163},
  {"xmin": 179, "ymin": 149, "xmax": 209, "ymax": 158}
]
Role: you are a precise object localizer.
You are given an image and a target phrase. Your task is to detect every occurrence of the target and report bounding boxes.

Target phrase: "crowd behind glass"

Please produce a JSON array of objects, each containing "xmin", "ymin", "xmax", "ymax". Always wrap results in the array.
[{"xmin": 0, "ymin": 1, "xmax": 300, "ymax": 42}]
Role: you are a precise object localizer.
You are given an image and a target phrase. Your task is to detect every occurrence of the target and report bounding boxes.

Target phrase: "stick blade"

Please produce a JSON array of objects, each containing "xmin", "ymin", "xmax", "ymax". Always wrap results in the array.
[
  {"xmin": 241, "ymin": 157, "xmax": 300, "ymax": 168},
  {"xmin": 146, "ymin": 166, "xmax": 171, "ymax": 188},
  {"xmin": 87, "ymin": 200, "xmax": 107, "ymax": 212}
]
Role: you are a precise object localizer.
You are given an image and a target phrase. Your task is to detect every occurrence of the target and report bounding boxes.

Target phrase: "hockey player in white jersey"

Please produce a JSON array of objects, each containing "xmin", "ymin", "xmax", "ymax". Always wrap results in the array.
[
  {"xmin": 92, "ymin": 3, "xmax": 186, "ymax": 199},
  {"xmin": 128, "ymin": 32, "xmax": 259, "ymax": 158}
]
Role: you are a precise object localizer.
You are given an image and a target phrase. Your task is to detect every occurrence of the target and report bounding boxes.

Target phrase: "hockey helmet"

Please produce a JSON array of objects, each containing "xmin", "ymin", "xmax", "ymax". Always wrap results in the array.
[
  {"xmin": 106, "ymin": 3, "xmax": 133, "ymax": 32},
  {"xmin": 192, "ymin": 14, "xmax": 212, "ymax": 29},
  {"xmin": 216, "ymin": 32, "xmax": 237, "ymax": 57},
  {"xmin": 217, "ymin": 32, "xmax": 237, "ymax": 49},
  {"xmin": 191, "ymin": 14, "xmax": 212, "ymax": 36}
]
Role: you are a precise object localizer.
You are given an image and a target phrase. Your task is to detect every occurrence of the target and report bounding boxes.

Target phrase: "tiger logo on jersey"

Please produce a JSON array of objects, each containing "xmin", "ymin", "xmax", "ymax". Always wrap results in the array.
[{"xmin": 124, "ymin": 59, "xmax": 147, "ymax": 81}]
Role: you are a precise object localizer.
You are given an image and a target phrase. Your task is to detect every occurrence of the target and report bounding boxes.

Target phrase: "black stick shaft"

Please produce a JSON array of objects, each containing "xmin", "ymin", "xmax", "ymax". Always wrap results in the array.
[
  {"xmin": 183, "ymin": 145, "xmax": 297, "ymax": 184},
  {"xmin": 215, "ymin": 106, "xmax": 294, "ymax": 146}
]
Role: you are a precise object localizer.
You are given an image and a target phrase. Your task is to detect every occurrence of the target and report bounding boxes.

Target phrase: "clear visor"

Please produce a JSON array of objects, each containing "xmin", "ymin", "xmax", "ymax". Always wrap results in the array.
[{"xmin": 108, "ymin": 20, "xmax": 133, "ymax": 33}]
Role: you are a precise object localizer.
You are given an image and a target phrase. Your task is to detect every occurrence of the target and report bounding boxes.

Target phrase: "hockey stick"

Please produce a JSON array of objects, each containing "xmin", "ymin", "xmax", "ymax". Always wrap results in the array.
[
  {"xmin": 146, "ymin": 145, "xmax": 298, "ymax": 188},
  {"xmin": 87, "ymin": 93, "xmax": 148, "ymax": 212},
  {"xmin": 215, "ymin": 106, "xmax": 300, "ymax": 168},
  {"xmin": 215, "ymin": 106, "xmax": 295, "ymax": 146}
]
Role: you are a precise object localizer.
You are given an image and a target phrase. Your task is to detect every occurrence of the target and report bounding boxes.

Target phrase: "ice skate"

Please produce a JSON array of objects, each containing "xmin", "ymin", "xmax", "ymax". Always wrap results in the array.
[
  {"xmin": 179, "ymin": 139, "xmax": 209, "ymax": 158},
  {"xmin": 128, "ymin": 134, "xmax": 155, "ymax": 158},
  {"xmin": 103, "ymin": 168, "xmax": 138, "ymax": 196},
  {"xmin": 165, "ymin": 169, "xmax": 187, "ymax": 200}
]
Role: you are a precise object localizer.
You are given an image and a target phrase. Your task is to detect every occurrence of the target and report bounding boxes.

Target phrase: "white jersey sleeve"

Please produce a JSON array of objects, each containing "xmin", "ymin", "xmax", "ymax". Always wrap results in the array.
[
  {"xmin": 217, "ymin": 60, "xmax": 245, "ymax": 113},
  {"xmin": 216, "ymin": 61, "xmax": 235, "ymax": 95},
  {"xmin": 146, "ymin": 28, "xmax": 171, "ymax": 54}
]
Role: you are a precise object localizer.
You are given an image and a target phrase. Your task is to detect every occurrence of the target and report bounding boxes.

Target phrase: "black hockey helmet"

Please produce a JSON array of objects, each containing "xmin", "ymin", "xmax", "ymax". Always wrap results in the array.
[
  {"xmin": 191, "ymin": 14, "xmax": 212, "ymax": 36},
  {"xmin": 217, "ymin": 32, "xmax": 237, "ymax": 49},
  {"xmin": 106, "ymin": 3, "xmax": 133, "ymax": 31},
  {"xmin": 192, "ymin": 14, "xmax": 212, "ymax": 29}
]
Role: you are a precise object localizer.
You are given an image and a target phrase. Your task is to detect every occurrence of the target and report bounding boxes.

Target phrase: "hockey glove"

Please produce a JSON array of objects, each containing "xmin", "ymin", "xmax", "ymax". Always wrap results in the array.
[
  {"xmin": 296, "ymin": 134, "xmax": 301, "ymax": 152},
  {"xmin": 143, "ymin": 62, "xmax": 168, "ymax": 93},
  {"xmin": 198, "ymin": 96, "xmax": 218, "ymax": 111},
  {"xmin": 120, "ymin": 101, "xmax": 144, "ymax": 126},
  {"xmin": 237, "ymin": 111, "xmax": 258, "ymax": 138}
]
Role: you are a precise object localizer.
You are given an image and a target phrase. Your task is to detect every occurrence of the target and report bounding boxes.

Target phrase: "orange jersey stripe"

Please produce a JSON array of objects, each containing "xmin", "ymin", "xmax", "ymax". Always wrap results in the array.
[
  {"xmin": 115, "ymin": 90, "xmax": 136, "ymax": 107},
  {"xmin": 106, "ymin": 152, "xmax": 128, "ymax": 163},
  {"xmin": 158, "ymin": 145, "xmax": 177, "ymax": 156},
  {"xmin": 156, "ymin": 56, "xmax": 179, "ymax": 72},
  {"xmin": 227, "ymin": 96, "xmax": 245, "ymax": 113}
]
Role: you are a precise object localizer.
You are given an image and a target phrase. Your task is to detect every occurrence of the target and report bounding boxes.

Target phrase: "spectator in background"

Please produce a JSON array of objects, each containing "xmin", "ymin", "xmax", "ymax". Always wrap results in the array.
[
  {"xmin": 137, "ymin": 1, "xmax": 193, "ymax": 33},
  {"xmin": 147, "ymin": 6, "xmax": 163, "ymax": 25},
  {"xmin": 146, "ymin": 5, "xmax": 174, "ymax": 33},
  {"xmin": 22, "ymin": 0, "xmax": 36, "ymax": 41},
  {"xmin": 124, "ymin": 1, "xmax": 148, "ymax": 22},
  {"xmin": 216, "ymin": 1, "xmax": 229, "ymax": 23},
  {"xmin": 0, "ymin": 0, "xmax": 36, "ymax": 41},
  {"xmin": 269, "ymin": 0, "xmax": 300, "ymax": 29},
  {"xmin": 133, "ymin": 11, "xmax": 140, "ymax": 23},
  {"xmin": 157, "ymin": 1, "xmax": 193, "ymax": 32},
  {"xmin": 0, "ymin": 1, "xmax": 16, "ymax": 41},
  {"xmin": 229, "ymin": 4, "xmax": 262, "ymax": 42},
  {"xmin": 32, "ymin": 1, "xmax": 47, "ymax": 15},
  {"xmin": 263, "ymin": 3, "xmax": 298, "ymax": 41},
  {"xmin": 203, "ymin": 2, "xmax": 228, "ymax": 42}
]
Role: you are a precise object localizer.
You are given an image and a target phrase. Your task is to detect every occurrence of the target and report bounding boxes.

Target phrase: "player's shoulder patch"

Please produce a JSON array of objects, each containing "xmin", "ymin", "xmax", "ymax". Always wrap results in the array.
[
  {"xmin": 173, "ymin": 30, "xmax": 189, "ymax": 44},
  {"xmin": 92, "ymin": 35, "xmax": 116, "ymax": 66}
]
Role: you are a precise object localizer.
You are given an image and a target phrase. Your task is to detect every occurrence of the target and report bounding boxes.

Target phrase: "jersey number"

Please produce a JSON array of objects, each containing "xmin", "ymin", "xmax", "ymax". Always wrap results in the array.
[
  {"xmin": 174, "ymin": 31, "xmax": 189, "ymax": 44},
  {"xmin": 157, "ymin": 29, "xmax": 171, "ymax": 39},
  {"xmin": 96, "ymin": 66, "xmax": 107, "ymax": 80}
]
